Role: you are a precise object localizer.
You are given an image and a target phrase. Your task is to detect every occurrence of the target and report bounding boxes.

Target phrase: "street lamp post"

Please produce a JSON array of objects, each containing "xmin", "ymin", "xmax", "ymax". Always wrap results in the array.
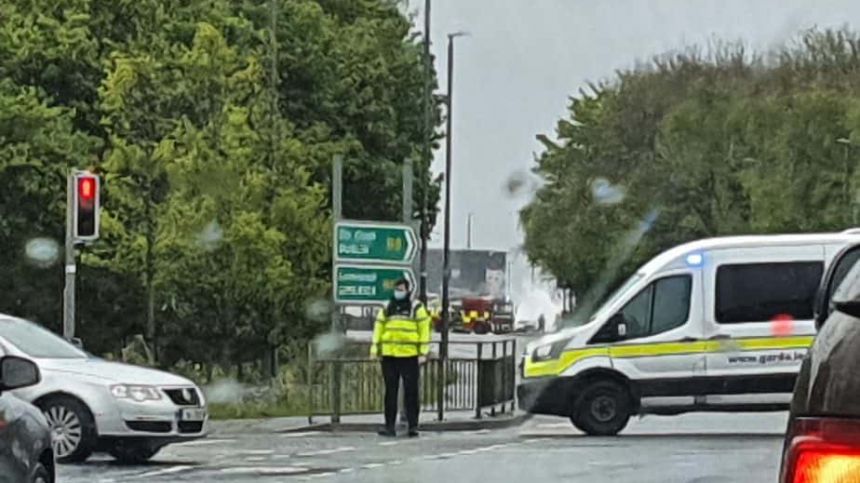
[
  {"xmin": 439, "ymin": 31, "xmax": 467, "ymax": 421},
  {"xmin": 419, "ymin": 0, "xmax": 432, "ymax": 305}
]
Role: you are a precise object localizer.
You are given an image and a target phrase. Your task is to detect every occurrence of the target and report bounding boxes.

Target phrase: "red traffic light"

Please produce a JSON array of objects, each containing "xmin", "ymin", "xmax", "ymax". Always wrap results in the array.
[
  {"xmin": 73, "ymin": 172, "xmax": 100, "ymax": 240},
  {"xmin": 78, "ymin": 176, "xmax": 96, "ymax": 202}
]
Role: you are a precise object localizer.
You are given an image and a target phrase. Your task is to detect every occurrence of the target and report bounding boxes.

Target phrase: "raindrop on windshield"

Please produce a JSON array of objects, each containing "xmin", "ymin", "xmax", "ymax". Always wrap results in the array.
[
  {"xmin": 196, "ymin": 220, "xmax": 223, "ymax": 252},
  {"xmin": 24, "ymin": 238, "xmax": 60, "ymax": 268},
  {"xmin": 591, "ymin": 177, "xmax": 625, "ymax": 205}
]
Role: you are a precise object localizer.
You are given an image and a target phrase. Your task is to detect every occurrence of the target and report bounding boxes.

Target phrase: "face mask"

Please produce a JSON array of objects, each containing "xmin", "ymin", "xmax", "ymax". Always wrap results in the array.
[{"xmin": 394, "ymin": 289, "xmax": 408, "ymax": 300}]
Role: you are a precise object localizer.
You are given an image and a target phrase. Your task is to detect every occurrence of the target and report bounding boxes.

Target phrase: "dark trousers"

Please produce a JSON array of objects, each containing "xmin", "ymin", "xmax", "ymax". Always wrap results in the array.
[{"xmin": 381, "ymin": 356, "xmax": 419, "ymax": 430}]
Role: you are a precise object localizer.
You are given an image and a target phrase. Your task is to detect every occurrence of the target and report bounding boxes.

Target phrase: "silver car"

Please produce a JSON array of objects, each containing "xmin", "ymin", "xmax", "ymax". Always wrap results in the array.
[{"xmin": 0, "ymin": 314, "xmax": 207, "ymax": 463}]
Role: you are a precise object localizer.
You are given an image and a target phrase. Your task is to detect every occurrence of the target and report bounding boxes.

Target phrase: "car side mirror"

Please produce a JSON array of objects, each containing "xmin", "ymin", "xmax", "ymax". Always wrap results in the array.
[
  {"xmin": 0, "ymin": 356, "xmax": 40, "ymax": 392},
  {"xmin": 834, "ymin": 299, "xmax": 860, "ymax": 319},
  {"xmin": 70, "ymin": 337, "xmax": 83, "ymax": 350}
]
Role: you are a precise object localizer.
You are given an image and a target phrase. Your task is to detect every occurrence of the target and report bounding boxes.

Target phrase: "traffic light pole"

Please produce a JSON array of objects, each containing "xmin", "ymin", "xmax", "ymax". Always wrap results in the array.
[{"xmin": 63, "ymin": 171, "xmax": 76, "ymax": 340}]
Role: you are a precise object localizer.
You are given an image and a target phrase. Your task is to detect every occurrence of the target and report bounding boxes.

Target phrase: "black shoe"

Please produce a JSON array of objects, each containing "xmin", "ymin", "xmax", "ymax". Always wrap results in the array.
[
  {"xmin": 378, "ymin": 428, "xmax": 396, "ymax": 437},
  {"xmin": 407, "ymin": 428, "xmax": 419, "ymax": 438}
]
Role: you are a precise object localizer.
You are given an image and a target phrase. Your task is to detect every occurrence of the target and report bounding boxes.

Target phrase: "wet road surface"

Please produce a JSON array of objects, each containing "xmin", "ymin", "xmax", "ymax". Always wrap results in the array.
[{"xmin": 59, "ymin": 412, "xmax": 788, "ymax": 482}]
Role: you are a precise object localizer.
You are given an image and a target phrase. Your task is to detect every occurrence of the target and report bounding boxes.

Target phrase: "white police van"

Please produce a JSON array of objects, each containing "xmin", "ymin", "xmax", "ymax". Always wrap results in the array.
[{"xmin": 517, "ymin": 232, "xmax": 860, "ymax": 435}]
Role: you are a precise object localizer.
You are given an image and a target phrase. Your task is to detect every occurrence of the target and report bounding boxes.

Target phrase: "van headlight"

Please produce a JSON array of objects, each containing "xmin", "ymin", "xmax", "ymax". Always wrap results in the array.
[
  {"xmin": 532, "ymin": 339, "xmax": 569, "ymax": 362},
  {"xmin": 110, "ymin": 384, "xmax": 162, "ymax": 402}
]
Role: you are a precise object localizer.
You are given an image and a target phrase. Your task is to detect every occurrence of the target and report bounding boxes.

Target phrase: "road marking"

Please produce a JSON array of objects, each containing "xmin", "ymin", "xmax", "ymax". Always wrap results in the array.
[
  {"xmin": 176, "ymin": 438, "xmax": 236, "ymax": 447},
  {"xmin": 362, "ymin": 463, "xmax": 384, "ymax": 469},
  {"xmin": 238, "ymin": 449, "xmax": 275, "ymax": 455},
  {"xmin": 131, "ymin": 465, "xmax": 194, "ymax": 479},
  {"xmin": 308, "ymin": 472, "xmax": 337, "ymax": 479},
  {"xmin": 219, "ymin": 466, "xmax": 309, "ymax": 475},
  {"xmin": 281, "ymin": 431, "xmax": 322, "ymax": 438},
  {"xmin": 297, "ymin": 446, "xmax": 355, "ymax": 457},
  {"xmin": 339, "ymin": 468, "xmax": 356, "ymax": 474},
  {"xmin": 378, "ymin": 441, "xmax": 398, "ymax": 446}
]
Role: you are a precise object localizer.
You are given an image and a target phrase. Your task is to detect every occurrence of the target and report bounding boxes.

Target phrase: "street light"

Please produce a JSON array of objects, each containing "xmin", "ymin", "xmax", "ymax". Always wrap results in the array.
[{"xmin": 440, "ymin": 30, "xmax": 469, "ymax": 366}]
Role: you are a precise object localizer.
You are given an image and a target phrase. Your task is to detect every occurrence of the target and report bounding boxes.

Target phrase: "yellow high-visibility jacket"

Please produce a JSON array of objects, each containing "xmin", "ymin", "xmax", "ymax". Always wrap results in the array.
[{"xmin": 370, "ymin": 300, "xmax": 431, "ymax": 358}]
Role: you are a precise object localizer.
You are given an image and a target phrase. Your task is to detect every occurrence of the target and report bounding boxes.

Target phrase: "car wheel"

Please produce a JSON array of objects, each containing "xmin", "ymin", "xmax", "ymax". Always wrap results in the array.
[
  {"xmin": 473, "ymin": 322, "xmax": 489, "ymax": 335},
  {"xmin": 109, "ymin": 443, "xmax": 161, "ymax": 464},
  {"xmin": 570, "ymin": 381, "xmax": 631, "ymax": 436},
  {"xmin": 40, "ymin": 395, "xmax": 97, "ymax": 463},
  {"xmin": 31, "ymin": 463, "xmax": 51, "ymax": 483}
]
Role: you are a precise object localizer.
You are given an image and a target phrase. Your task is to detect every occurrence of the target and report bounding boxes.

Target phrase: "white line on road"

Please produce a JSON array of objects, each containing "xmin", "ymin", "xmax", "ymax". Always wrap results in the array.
[
  {"xmin": 130, "ymin": 465, "xmax": 194, "ymax": 479},
  {"xmin": 219, "ymin": 466, "xmax": 309, "ymax": 475},
  {"xmin": 378, "ymin": 441, "xmax": 398, "ymax": 446},
  {"xmin": 176, "ymin": 438, "xmax": 236, "ymax": 447},
  {"xmin": 238, "ymin": 449, "xmax": 275, "ymax": 455},
  {"xmin": 281, "ymin": 431, "xmax": 322, "ymax": 438},
  {"xmin": 362, "ymin": 463, "xmax": 384, "ymax": 469},
  {"xmin": 297, "ymin": 446, "xmax": 356, "ymax": 457}
]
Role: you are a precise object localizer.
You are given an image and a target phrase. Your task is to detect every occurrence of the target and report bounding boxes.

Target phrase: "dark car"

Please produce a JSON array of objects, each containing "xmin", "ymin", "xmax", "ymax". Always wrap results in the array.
[
  {"xmin": 780, "ymin": 242, "xmax": 860, "ymax": 482},
  {"xmin": 0, "ymin": 355, "xmax": 54, "ymax": 483}
]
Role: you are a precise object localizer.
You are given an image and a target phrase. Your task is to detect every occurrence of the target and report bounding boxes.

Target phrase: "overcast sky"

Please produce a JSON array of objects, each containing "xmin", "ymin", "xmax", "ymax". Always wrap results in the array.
[{"xmin": 409, "ymin": 0, "xmax": 860, "ymax": 294}]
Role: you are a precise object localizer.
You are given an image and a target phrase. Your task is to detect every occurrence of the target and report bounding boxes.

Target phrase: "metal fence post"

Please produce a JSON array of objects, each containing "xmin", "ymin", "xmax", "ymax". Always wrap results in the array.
[
  {"xmin": 491, "ymin": 342, "xmax": 497, "ymax": 417},
  {"xmin": 332, "ymin": 361, "xmax": 342, "ymax": 424},
  {"xmin": 475, "ymin": 342, "xmax": 483, "ymax": 419},
  {"xmin": 511, "ymin": 339, "xmax": 516, "ymax": 413},
  {"xmin": 437, "ymin": 346, "xmax": 444, "ymax": 421},
  {"xmin": 307, "ymin": 343, "xmax": 314, "ymax": 424},
  {"xmin": 500, "ymin": 341, "xmax": 507, "ymax": 414}
]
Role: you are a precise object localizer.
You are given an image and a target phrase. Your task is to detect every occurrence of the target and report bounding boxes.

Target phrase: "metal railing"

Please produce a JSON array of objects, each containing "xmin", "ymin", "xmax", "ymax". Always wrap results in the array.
[{"xmin": 307, "ymin": 339, "xmax": 516, "ymax": 423}]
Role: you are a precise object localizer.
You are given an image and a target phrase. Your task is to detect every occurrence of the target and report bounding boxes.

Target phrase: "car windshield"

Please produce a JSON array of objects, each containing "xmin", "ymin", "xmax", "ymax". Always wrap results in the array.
[
  {"xmin": 0, "ymin": 318, "xmax": 87, "ymax": 359},
  {"xmin": 6, "ymin": 0, "xmax": 860, "ymax": 479}
]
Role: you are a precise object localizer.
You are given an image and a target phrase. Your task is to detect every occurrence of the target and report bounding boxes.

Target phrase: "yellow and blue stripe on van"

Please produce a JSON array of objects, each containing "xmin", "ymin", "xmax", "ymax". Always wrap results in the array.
[{"xmin": 523, "ymin": 335, "xmax": 815, "ymax": 378}]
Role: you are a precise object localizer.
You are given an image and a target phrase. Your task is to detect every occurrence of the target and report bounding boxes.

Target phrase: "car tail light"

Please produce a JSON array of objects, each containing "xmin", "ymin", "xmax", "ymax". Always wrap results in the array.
[{"xmin": 782, "ymin": 417, "xmax": 860, "ymax": 483}]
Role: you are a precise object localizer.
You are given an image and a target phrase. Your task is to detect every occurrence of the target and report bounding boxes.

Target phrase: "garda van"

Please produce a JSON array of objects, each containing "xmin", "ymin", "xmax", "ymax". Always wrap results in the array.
[{"xmin": 517, "ymin": 232, "xmax": 860, "ymax": 435}]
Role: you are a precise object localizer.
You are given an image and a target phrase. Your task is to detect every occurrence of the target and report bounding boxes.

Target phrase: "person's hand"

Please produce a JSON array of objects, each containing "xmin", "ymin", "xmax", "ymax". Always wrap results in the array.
[{"xmin": 418, "ymin": 355, "xmax": 427, "ymax": 365}]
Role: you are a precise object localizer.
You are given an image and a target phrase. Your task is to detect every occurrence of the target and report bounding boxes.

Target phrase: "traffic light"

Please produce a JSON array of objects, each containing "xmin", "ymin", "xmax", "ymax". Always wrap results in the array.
[{"xmin": 73, "ymin": 172, "xmax": 100, "ymax": 241}]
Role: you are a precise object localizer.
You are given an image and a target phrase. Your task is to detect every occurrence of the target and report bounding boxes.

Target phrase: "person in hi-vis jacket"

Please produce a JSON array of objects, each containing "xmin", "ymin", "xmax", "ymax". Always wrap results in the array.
[{"xmin": 370, "ymin": 278, "xmax": 431, "ymax": 437}]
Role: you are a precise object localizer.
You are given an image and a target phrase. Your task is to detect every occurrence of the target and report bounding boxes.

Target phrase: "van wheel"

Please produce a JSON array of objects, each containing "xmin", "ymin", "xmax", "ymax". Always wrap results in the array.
[
  {"xmin": 39, "ymin": 395, "xmax": 97, "ymax": 463},
  {"xmin": 570, "ymin": 381, "xmax": 631, "ymax": 436}
]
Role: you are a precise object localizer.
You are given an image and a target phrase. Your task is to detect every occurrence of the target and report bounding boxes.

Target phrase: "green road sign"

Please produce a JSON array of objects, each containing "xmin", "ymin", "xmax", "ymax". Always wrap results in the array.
[
  {"xmin": 334, "ymin": 265, "xmax": 416, "ymax": 303},
  {"xmin": 335, "ymin": 221, "xmax": 417, "ymax": 264}
]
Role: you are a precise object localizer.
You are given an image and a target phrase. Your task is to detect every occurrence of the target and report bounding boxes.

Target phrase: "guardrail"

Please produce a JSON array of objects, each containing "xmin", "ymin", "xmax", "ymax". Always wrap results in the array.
[{"xmin": 307, "ymin": 339, "xmax": 516, "ymax": 423}]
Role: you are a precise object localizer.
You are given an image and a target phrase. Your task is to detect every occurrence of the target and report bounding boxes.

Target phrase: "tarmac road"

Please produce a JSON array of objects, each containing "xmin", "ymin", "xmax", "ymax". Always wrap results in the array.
[{"xmin": 59, "ymin": 412, "xmax": 788, "ymax": 483}]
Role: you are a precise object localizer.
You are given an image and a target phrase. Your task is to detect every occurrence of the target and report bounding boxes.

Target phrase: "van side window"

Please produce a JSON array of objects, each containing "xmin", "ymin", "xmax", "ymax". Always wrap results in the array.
[
  {"xmin": 651, "ymin": 275, "xmax": 693, "ymax": 334},
  {"xmin": 715, "ymin": 262, "xmax": 823, "ymax": 324},
  {"xmin": 590, "ymin": 274, "xmax": 692, "ymax": 343},
  {"xmin": 620, "ymin": 285, "xmax": 652, "ymax": 339}
]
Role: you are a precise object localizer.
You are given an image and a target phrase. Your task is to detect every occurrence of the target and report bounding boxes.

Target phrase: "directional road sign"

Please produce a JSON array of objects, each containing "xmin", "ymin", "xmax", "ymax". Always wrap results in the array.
[
  {"xmin": 334, "ymin": 265, "xmax": 416, "ymax": 304},
  {"xmin": 335, "ymin": 221, "xmax": 417, "ymax": 264}
]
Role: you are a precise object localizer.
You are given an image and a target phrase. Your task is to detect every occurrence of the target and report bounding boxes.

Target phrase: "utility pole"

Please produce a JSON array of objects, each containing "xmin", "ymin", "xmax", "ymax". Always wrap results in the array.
[
  {"xmin": 440, "ymin": 31, "xmax": 467, "ymax": 380},
  {"xmin": 466, "ymin": 212, "xmax": 473, "ymax": 249},
  {"xmin": 63, "ymin": 173, "xmax": 75, "ymax": 340},
  {"xmin": 419, "ymin": 0, "xmax": 432, "ymax": 304}
]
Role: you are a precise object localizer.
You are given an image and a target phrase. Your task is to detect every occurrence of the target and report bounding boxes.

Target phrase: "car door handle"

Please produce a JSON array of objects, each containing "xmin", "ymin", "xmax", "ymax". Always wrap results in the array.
[
  {"xmin": 709, "ymin": 334, "xmax": 731, "ymax": 340},
  {"xmin": 679, "ymin": 337, "xmax": 699, "ymax": 342}
]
